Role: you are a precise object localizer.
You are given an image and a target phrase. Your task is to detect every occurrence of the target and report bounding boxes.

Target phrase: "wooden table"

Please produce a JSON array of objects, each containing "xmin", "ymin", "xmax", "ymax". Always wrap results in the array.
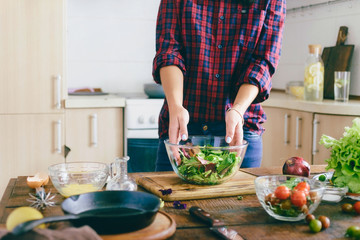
[{"xmin": 1, "ymin": 165, "xmax": 359, "ymax": 239}]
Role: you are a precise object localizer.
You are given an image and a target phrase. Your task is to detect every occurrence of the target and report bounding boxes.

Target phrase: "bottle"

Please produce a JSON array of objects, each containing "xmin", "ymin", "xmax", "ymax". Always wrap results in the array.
[{"xmin": 304, "ymin": 44, "xmax": 324, "ymax": 101}]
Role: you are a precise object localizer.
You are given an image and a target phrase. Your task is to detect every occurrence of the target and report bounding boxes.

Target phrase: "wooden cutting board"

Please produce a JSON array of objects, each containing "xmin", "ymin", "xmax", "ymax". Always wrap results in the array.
[
  {"xmin": 135, "ymin": 171, "xmax": 256, "ymax": 201},
  {"xmin": 322, "ymin": 26, "xmax": 354, "ymax": 99},
  {"xmin": 101, "ymin": 211, "xmax": 176, "ymax": 240}
]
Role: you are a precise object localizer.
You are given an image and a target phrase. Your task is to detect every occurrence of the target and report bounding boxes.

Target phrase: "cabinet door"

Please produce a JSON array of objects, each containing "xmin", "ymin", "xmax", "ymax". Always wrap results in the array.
[
  {"xmin": 0, "ymin": 0, "xmax": 65, "ymax": 114},
  {"xmin": 0, "ymin": 114, "xmax": 65, "ymax": 196},
  {"xmin": 262, "ymin": 107, "xmax": 312, "ymax": 167},
  {"xmin": 312, "ymin": 114, "xmax": 356, "ymax": 165},
  {"xmin": 65, "ymin": 108, "xmax": 123, "ymax": 163}
]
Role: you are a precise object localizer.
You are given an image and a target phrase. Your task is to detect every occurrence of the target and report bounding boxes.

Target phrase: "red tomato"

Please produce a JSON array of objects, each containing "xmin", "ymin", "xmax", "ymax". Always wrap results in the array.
[
  {"xmin": 354, "ymin": 201, "xmax": 360, "ymax": 214},
  {"xmin": 291, "ymin": 190, "xmax": 307, "ymax": 207},
  {"xmin": 295, "ymin": 181, "xmax": 310, "ymax": 192},
  {"xmin": 274, "ymin": 185, "xmax": 291, "ymax": 200}
]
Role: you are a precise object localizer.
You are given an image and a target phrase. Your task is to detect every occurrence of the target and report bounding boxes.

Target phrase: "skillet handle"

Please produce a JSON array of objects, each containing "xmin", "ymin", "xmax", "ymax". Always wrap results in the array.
[{"xmin": 12, "ymin": 214, "xmax": 79, "ymax": 236}]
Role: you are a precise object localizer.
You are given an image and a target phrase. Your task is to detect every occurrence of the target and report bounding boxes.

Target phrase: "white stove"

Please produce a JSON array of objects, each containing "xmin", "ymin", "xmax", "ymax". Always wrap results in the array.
[{"xmin": 124, "ymin": 97, "xmax": 164, "ymax": 172}]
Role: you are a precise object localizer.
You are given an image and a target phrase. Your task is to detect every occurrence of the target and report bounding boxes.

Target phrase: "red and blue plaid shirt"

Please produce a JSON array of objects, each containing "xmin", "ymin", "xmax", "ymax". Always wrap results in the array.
[{"xmin": 153, "ymin": 0, "xmax": 286, "ymax": 138}]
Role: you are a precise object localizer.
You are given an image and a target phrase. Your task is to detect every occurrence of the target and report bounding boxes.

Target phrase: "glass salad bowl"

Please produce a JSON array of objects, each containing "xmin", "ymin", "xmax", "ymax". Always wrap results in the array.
[
  {"xmin": 164, "ymin": 136, "xmax": 248, "ymax": 185},
  {"xmin": 255, "ymin": 175, "xmax": 325, "ymax": 221}
]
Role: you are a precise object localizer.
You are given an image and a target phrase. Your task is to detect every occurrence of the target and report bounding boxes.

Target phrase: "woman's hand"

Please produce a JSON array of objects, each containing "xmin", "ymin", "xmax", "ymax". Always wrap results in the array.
[
  {"xmin": 168, "ymin": 105, "xmax": 189, "ymax": 144},
  {"xmin": 225, "ymin": 109, "xmax": 244, "ymax": 146}
]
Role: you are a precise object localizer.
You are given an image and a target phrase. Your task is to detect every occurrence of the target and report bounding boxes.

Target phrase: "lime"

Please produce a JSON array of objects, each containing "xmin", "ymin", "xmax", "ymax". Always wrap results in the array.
[{"xmin": 6, "ymin": 206, "xmax": 45, "ymax": 231}]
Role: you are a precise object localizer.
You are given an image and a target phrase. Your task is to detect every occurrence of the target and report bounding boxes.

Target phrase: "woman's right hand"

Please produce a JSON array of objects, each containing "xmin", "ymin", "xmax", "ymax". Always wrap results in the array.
[{"xmin": 168, "ymin": 105, "xmax": 189, "ymax": 144}]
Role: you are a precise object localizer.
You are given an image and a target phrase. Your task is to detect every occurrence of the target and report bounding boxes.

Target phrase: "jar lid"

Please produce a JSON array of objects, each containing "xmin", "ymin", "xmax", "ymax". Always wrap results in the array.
[{"xmin": 308, "ymin": 44, "xmax": 322, "ymax": 54}]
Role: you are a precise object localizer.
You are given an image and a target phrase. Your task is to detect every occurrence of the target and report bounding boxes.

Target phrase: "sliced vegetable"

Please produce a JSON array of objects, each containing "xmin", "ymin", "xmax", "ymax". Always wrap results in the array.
[{"xmin": 177, "ymin": 145, "xmax": 241, "ymax": 184}]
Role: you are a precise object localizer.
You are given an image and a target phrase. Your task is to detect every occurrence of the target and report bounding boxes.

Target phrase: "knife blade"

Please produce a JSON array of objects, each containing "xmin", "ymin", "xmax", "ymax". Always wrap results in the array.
[{"xmin": 189, "ymin": 206, "xmax": 244, "ymax": 240}]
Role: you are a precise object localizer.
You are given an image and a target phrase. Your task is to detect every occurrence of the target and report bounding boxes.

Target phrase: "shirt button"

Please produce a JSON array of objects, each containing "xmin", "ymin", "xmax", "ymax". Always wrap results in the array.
[
  {"xmin": 202, "ymin": 125, "xmax": 208, "ymax": 131},
  {"xmin": 219, "ymin": 15, "xmax": 225, "ymax": 20},
  {"xmin": 215, "ymin": 74, "xmax": 220, "ymax": 78},
  {"xmin": 217, "ymin": 44, "xmax": 223, "ymax": 49}
]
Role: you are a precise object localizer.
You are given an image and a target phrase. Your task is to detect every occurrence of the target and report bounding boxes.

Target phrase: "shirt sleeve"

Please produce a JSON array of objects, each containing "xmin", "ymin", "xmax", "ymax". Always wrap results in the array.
[
  {"xmin": 242, "ymin": 0, "xmax": 286, "ymax": 103},
  {"xmin": 152, "ymin": 0, "xmax": 186, "ymax": 84}
]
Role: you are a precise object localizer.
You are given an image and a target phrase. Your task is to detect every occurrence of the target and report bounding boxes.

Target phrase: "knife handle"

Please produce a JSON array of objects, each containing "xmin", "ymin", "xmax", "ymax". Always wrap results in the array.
[{"xmin": 189, "ymin": 206, "xmax": 224, "ymax": 226}]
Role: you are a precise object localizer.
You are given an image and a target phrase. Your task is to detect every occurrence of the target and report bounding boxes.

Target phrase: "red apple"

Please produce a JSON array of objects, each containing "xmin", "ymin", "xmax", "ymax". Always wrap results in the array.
[{"xmin": 282, "ymin": 157, "xmax": 310, "ymax": 177}]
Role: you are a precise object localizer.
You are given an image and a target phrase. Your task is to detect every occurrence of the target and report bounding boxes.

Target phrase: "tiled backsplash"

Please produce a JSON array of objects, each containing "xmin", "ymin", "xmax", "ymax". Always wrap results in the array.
[{"xmin": 67, "ymin": 0, "xmax": 360, "ymax": 96}]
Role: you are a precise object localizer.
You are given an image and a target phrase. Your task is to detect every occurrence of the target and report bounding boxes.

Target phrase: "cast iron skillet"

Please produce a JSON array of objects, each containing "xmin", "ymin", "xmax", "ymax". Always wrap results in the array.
[{"xmin": 12, "ymin": 191, "xmax": 160, "ymax": 235}]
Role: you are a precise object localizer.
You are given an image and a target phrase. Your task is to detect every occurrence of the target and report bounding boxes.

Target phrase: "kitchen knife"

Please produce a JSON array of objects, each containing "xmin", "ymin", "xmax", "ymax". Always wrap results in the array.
[{"xmin": 189, "ymin": 206, "xmax": 244, "ymax": 240}]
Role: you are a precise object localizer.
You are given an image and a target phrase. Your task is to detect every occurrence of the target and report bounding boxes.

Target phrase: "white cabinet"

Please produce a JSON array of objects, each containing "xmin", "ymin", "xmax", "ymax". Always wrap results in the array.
[
  {"xmin": 0, "ymin": 114, "xmax": 65, "ymax": 195},
  {"xmin": 65, "ymin": 108, "xmax": 124, "ymax": 163},
  {"xmin": 0, "ymin": 0, "xmax": 66, "ymax": 196},
  {"xmin": 262, "ymin": 107, "xmax": 312, "ymax": 167},
  {"xmin": 262, "ymin": 106, "xmax": 358, "ymax": 166},
  {"xmin": 0, "ymin": 0, "xmax": 66, "ymax": 114},
  {"xmin": 312, "ymin": 114, "xmax": 356, "ymax": 165}
]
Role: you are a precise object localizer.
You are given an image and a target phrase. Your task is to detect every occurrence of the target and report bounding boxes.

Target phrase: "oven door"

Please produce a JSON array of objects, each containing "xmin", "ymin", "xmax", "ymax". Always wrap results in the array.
[{"xmin": 125, "ymin": 129, "xmax": 159, "ymax": 173}]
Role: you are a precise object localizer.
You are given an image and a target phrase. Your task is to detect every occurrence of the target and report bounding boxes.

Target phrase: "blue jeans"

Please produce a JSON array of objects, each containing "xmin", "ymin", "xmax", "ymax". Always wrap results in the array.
[{"xmin": 155, "ymin": 122, "xmax": 263, "ymax": 171}]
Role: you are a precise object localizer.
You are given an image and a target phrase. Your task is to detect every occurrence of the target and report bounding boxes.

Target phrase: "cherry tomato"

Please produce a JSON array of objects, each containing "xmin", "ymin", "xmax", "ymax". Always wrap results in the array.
[
  {"xmin": 354, "ymin": 201, "xmax": 360, "ymax": 214},
  {"xmin": 309, "ymin": 219, "xmax": 322, "ymax": 233},
  {"xmin": 295, "ymin": 181, "xmax": 310, "ymax": 192},
  {"xmin": 318, "ymin": 216, "xmax": 330, "ymax": 229},
  {"xmin": 274, "ymin": 185, "xmax": 290, "ymax": 200},
  {"xmin": 346, "ymin": 226, "xmax": 360, "ymax": 238},
  {"xmin": 341, "ymin": 203, "xmax": 353, "ymax": 213},
  {"xmin": 291, "ymin": 190, "xmax": 307, "ymax": 207},
  {"xmin": 305, "ymin": 214, "xmax": 315, "ymax": 223}
]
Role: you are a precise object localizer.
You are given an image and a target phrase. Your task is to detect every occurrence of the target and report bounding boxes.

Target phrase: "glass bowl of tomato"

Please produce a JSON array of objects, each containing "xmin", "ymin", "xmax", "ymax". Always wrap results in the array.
[{"xmin": 254, "ymin": 175, "xmax": 325, "ymax": 221}]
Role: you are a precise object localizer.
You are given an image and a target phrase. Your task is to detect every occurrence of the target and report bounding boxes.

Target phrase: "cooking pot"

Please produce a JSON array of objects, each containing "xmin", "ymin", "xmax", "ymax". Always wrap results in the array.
[
  {"xmin": 12, "ymin": 191, "xmax": 160, "ymax": 235},
  {"xmin": 143, "ymin": 83, "xmax": 165, "ymax": 98}
]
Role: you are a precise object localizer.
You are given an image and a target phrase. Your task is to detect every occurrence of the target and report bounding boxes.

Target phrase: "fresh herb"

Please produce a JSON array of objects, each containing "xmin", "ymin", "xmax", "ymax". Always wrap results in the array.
[
  {"xmin": 319, "ymin": 118, "xmax": 360, "ymax": 193},
  {"xmin": 159, "ymin": 188, "xmax": 172, "ymax": 196},
  {"xmin": 173, "ymin": 201, "xmax": 187, "ymax": 209},
  {"xmin": 177, "ymin": 146, "xmax": 241, "ymax": 184},
  {"xmin": 237, "ymin": 196, "xmax": 243, "ymax": 200}
]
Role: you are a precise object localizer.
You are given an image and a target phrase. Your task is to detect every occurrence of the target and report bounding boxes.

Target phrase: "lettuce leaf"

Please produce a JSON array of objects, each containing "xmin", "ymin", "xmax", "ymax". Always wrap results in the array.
[{"xmin": 320, "ymin": 118, "xmax": 360, "ymax": 193}]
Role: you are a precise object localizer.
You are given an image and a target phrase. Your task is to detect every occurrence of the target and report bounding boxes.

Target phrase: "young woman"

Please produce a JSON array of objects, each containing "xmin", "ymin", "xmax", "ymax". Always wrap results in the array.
[{"xmin": 152, "ymin": 0, "xmax": 286, "ymax": 171}]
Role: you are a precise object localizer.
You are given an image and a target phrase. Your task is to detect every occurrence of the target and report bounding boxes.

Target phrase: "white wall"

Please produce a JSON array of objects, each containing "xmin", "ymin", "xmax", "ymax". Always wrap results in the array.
[
  {"xmin": 273, "ymin": 0, "xmax": 360, "ymax": 96},
  {"xmin": 67, "ymin": 0, "xmax": 161, "ymax": 93},
  {"xmin": 67, "ymin": 0, "xmax": 360, "ymax": 96}
]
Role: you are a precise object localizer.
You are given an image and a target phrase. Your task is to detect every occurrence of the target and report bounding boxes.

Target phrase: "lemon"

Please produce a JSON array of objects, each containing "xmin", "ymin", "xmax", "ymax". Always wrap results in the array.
[{"xmin": 6, "ymin": 207, "xmax": 45, "ymax": 231}]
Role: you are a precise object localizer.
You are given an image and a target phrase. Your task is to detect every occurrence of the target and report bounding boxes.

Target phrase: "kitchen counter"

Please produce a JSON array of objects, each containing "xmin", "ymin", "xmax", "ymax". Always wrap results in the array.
[
  {"xmin": 0, "ymin": 165, "xmax": 357, "ymax": 239},
  {"xmin": 263, "ymin": 91, "xmax": 360, "ymax": 116},
  {"xmin": 64, "ymin": 91, "xmax": 360, "ymax": 116},
  {"xmin": 65, "ymin": 94, "xmax": 126, "ymax": 108}
]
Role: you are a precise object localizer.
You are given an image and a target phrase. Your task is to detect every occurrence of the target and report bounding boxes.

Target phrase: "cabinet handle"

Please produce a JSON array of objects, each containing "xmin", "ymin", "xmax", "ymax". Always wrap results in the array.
[
  {"xmin": 295, "ymin": 116, "xmax": 302, "ymax": 150},
  {"xmin": 55, "ymin": 120, "xmax": 62, "ymax": 153},
  {"xmin": 55, "ymin": 75, "xmax": 62, "ymax": 109},
  {"xmin": 91, "ymin": 114, "xmax": 98, "ymax": 147},
  {"xmin": 312, "ymin": 119, "xmax": 319, "ymax": 155},
  {"xmin": 284, "ymin": 113, "xmax": 290, "ymax": 145}
]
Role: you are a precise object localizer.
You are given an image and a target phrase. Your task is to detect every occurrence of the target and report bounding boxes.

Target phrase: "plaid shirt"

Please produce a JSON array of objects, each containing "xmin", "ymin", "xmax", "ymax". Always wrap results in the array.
[{"xmin": 153, "ymin": 0, "xmax": 286, "ymax": 138}]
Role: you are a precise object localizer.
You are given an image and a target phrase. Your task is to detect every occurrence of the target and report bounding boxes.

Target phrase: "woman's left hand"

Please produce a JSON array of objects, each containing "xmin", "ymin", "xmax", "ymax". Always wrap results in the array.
[{"xmin": 225, "ymin": 109, "xmax": 244, "ymax": 146}]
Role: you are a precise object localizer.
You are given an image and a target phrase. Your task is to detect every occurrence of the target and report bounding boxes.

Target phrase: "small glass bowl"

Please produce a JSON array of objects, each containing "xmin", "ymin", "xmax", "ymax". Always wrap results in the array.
[
  {"xmin": 313, "ymin": 172, "xmax": 348, "ymax": 203},
  {"xmin": 49, "ymin": 162, "xmax": 109, "ymax": 197},
  {"xmin": 255, "ymin": 175, "xmax": 325, "ymax": 221}
]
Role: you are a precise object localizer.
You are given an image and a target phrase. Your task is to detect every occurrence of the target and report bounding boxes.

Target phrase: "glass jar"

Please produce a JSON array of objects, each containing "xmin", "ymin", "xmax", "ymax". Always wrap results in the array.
[{"xmin": 304, "ymin": 44, "xmax": 324, "ymax": 101}]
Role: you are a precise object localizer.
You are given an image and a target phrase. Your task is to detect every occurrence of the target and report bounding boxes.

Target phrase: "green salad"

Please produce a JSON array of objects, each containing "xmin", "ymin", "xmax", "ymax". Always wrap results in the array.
[
  {"xmin": 319, "ymin": 117, "xmax": 360, "ymax": 193},
  {"xmin": 176, "ymin": 145, "xmax": 241, "ymax": 184}
]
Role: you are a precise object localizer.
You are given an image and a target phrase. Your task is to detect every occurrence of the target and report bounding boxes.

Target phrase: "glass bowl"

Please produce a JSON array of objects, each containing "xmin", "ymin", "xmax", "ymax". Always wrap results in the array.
[
  {"xmin": 313, "ymin": 172, "xmax": 348, "ymax": 203},
  {"xmin": 164, "ymin": 136, "xmax": 248, "ymax": 185},
  {"xmin": 255, "ymin": 175, "xmax": 325, "ymax": 221},
  {"xmin": 49, "ymin": 162, "xmax": 109, "ymax": 197},
  {"xmin": 286, "ymin": 81, "xmax": 304, "ymax": 99}
]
